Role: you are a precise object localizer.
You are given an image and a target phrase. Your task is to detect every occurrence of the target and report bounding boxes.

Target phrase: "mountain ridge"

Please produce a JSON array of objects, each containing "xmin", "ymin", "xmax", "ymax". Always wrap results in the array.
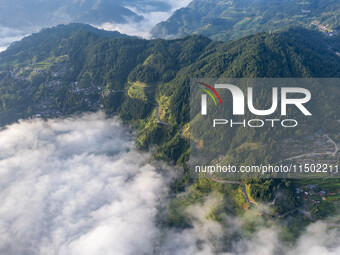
[
  {"xmin": 0, "ymin": 23, "xmax": 339, "ymax": 222},
  {"xmin": 151, "ymin": 0, "xmax": 340, "ymax": 41}
]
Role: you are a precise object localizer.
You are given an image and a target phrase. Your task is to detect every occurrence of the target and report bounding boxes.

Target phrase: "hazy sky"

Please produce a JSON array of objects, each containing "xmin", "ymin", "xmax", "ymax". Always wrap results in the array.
[
  {"xmin": 97, "ymin": 0, "xmax": 191, "ymax": 38},
  {"xmin": 0, "ymin": 0, "xmax": 191, "ymax": 52}
]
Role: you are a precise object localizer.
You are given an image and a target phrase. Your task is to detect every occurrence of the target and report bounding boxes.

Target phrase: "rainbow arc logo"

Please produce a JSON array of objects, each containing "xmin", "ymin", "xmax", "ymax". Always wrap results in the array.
[
  {"xmin": 199, "ymin": 82, "xmax": 223, "ymax": 115},
  {"xmin": 199, "ymin": 82, "xmax": 223, "ymax": 106}
]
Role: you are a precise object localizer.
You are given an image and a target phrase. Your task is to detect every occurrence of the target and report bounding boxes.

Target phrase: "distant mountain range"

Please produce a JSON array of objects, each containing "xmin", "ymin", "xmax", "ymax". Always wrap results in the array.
[
  {"xmin": 151, "ymin": 0, "xmax": 340, "ymax": 40},
  {"xmin": 0, "ymin": 0, "xmax": 171, "ymax": 29},
  {"xmin": 0, "ymin": 0, "xmax": 175, "ymax": 50}
]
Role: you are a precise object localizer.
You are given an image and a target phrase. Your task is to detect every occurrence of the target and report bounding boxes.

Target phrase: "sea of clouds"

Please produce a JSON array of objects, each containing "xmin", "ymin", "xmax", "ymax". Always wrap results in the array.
[
  {"xmin": 0, "ymin": 112, "xmax": 339, "ymax": 255},
  {"xmin": 0, "ymin": 113, "xmax": 174, "ymax": 255}
]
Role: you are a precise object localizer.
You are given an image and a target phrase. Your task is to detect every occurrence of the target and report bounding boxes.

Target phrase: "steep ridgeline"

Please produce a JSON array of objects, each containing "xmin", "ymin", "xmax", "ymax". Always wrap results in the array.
[
  {"xmin": 0, "ymin": 24, "xmax": 339, "ymax": 132},
  {"xmin": 151, "ymin": 0, "xmax": 340, "ymax": 41},
  {"xmin": 0, "ymin": 24, "xmax": 340, "ymax": 221},
  {"xmin": 1, "ymin": 24, "xmax": 132, "ymax": 65},
  {"xmin": 0, "ymin": 24, "xmax": 339, "ymax": 159}
]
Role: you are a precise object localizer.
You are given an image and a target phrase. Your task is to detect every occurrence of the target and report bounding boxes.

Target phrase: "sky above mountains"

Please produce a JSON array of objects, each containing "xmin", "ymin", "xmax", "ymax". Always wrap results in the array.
[
  {"xmin": 97, "ymin": 0, "xmax": 191, "ymax": 38},
  {"xmin": 0, "ymin": 0, "xmax": 191, "ymax": 51}
]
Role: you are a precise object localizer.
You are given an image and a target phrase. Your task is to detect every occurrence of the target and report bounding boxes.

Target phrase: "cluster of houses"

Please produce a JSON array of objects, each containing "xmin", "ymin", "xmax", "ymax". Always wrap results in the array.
[
  {"xmin": 296, "ymin": 185, "xmax": 321, "ymax": 204},
  {"xmin": 70, "ymin": 81, "xmax": 102, "ymax": 96},
  {"xmin": 9, "ymin": 57, "xmax": 124, "ymax": 121},
  {"xmin": 311, "ymin": 20, "xmax": 337, "ymax": 37},
  {"xmin": 296, "ymin": 184, "xmax": 340, "ymax": 205},
  {"xmin": 32, "ymin": 79, "xmax": 105, "ymax": 119},
  {"xmin": 14, "ymin": 61, "xmax": 107, "ymax": 119}
]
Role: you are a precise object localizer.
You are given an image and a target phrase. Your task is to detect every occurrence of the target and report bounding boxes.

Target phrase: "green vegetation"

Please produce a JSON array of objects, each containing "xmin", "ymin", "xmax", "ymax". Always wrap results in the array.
[
  {"xmin": 127, "ymin": 81, "xmax": 156, "ymax": 101},
  {"xmin": 0, "ymin": 24, "xmax": 339, "ymax": 224},
  {"xmin": 151, "ymin": 0, "xmax": 340, "ymax": 41}
]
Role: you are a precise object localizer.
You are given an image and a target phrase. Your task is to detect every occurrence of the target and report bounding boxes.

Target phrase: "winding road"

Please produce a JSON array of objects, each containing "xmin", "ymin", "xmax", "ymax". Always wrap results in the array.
[
  {"xmin": 280, "ymin": 134, "xmax": 339, "ymax": 182},
  {"xmin": 206, "ymin": 171, "xmax": 300, "ymax": 219},
  {"xmin": 156, "ymin": 105, "xmax": 339, "ymax": 225},
  {"xmin": 281, "ymin": 135, "xmax": 339, "ymax": 162},
  {"xmin": 327, "ymin": 135, "xmax": 339, "ymax": 157}
]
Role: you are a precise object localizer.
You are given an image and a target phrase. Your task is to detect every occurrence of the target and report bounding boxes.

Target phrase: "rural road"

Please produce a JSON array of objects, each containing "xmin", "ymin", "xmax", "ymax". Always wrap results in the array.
[
  {"xmin": 203, "ymin": 172, "xmax": 340, "ymax": 225},
  {"xmin": 206, "ymin": 171, "xmax": 340, "ymax": 227},
  {"xmin": 206, "ymin": 171, "xmax": 299, "ymax": 218},
  {"xmin": 281, "ymin": 134, "xmax": 339, "ymax": 162},
  {"xmin": 162, "ymin": 113, "xmax": 339, "ymax": 224}
]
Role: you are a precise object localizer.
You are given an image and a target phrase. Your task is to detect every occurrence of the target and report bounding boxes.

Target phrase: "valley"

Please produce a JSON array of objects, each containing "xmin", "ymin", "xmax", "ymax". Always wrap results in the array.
[{"xmin": 0, "ymin": 23, "xmax": 339, "ymax": 253}]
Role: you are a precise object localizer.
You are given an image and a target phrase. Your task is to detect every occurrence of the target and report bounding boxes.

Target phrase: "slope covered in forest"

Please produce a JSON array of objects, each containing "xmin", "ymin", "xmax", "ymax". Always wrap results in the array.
[
  {"xmin": 151, "ymin": 0, "xmax": 340, "ymax": 41},
  {"xmin": 0, "ymin": 24, "xmax": 339, "ymax": 223}
]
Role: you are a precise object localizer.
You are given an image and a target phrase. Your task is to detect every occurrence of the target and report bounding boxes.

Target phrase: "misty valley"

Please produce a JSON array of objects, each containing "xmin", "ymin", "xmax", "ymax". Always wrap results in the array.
[{"xmin": 0, "ymin": 0, "xmax": 340, "ymax": 254}]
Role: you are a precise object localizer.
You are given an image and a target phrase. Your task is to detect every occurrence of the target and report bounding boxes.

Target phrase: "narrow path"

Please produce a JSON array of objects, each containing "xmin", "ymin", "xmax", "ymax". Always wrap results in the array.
[
  {"xmin": 280, "ymin": 134, "xmax": 339, "ymax": 182},
  {"xmin": 156, "ymin": 105, "xmax": 186, "ymax": 139},
  {"xmin": 268, "ymin": 195, "xmax": 278, "ymax": 205},
  {"xmin": 156, "ymin": 105, "xmax": 169, "ymax": 126},
  {"xmin": 327, "ymin": 134, "xmax": 339, "ymax": 157}
]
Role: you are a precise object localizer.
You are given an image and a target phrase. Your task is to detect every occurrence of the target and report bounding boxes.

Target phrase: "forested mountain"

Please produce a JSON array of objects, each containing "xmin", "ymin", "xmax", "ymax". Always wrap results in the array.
[
  {"xmin": 0, "ymin": 0, "xmax": 174, "ymax": 50},
  {"xmin": 0, "ymin": 0, "xmax": 170, "ymax": 29},
  {"xmin": 151, "ymin": 0, "xmax": 340, "ymax": 41},
  {"xmin": 1, "ymin": 25, "xmax": 339, "ymax": 114},
  {"xmin": 0, "ymin": 24, "xmax": 339, "ymax": 221},
  {"xmin": 0, "ymin": 24, "xmax": 339, "ymax": 137},
  {"xmin": 1, "ymin": 24, "xmax": 132, "ymax": 65}
]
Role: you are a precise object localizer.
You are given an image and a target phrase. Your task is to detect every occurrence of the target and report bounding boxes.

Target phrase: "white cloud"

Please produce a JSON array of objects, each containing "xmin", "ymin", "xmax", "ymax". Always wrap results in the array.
[
  {"xmin": 0, "ymin": 112, "xmax": 173, "ymax": 255},
  {"xmin": 158, "ymin": 195, "xmax": 229, "ymax": 255},
  {"xmin": 0, "ymin": 25, "xmax": 32, "ymax": 50},
  {"xmin": 231, "ymin": 221, "xmax": 340, "ymax": 255},
  {"xmin": 0, "ymin": 112, "xmax": 339, "ymax": 255},
  {"xmin": 95, "ymin": 0, "xmax": 192, "ymax": 38},
  {"xmin": 169, "ymin": 212, "xmax": 340, "ymax": 255},
  {"xmin": 0, "ymin": 1, "xmax": 192, "ymax": 51},
  {"xmin": 287, "ymin": 222, "xmax": 340, "ymax": 255},
  {"xmin": 156, "ymin": 195, "xmax": 340, "ymax": 255}
]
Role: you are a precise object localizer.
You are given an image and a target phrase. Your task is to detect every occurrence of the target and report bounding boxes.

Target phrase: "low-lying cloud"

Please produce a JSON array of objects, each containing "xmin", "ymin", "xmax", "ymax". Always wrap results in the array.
[
  {"xmin": 0, "ymin": 112, "xmax": 173, "ymax": 255},
  {"xmin": 158, "ymin": 197, "xmax": 340, "ymax": 255},
  {"xmin": 96, "ymin": 0, "xmax": 191, "ymax": 38},
  {"xmin": 0, "ymin": 0, "xmax": 191, "ymax": 51},
  {"xmin": 0, "ymin": 112, "xmax": 339, "ymax": 255},
  {"xmin": 0, "ymin": 25, "xmax": 32, "ymax": 51}
]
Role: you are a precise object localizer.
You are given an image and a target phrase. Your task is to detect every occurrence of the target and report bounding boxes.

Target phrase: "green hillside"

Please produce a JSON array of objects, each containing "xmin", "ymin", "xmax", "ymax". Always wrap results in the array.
[
  {"xmin": 0, "ymin": 24, "xmax": 339, "ymax": 225},
  {"xmin": 1, "ymin": 23, "xmax": 132, "ymax": 65},
  {"xmin": 151, "ymin": 0, "xmax": 340, "ymax": 41}
]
